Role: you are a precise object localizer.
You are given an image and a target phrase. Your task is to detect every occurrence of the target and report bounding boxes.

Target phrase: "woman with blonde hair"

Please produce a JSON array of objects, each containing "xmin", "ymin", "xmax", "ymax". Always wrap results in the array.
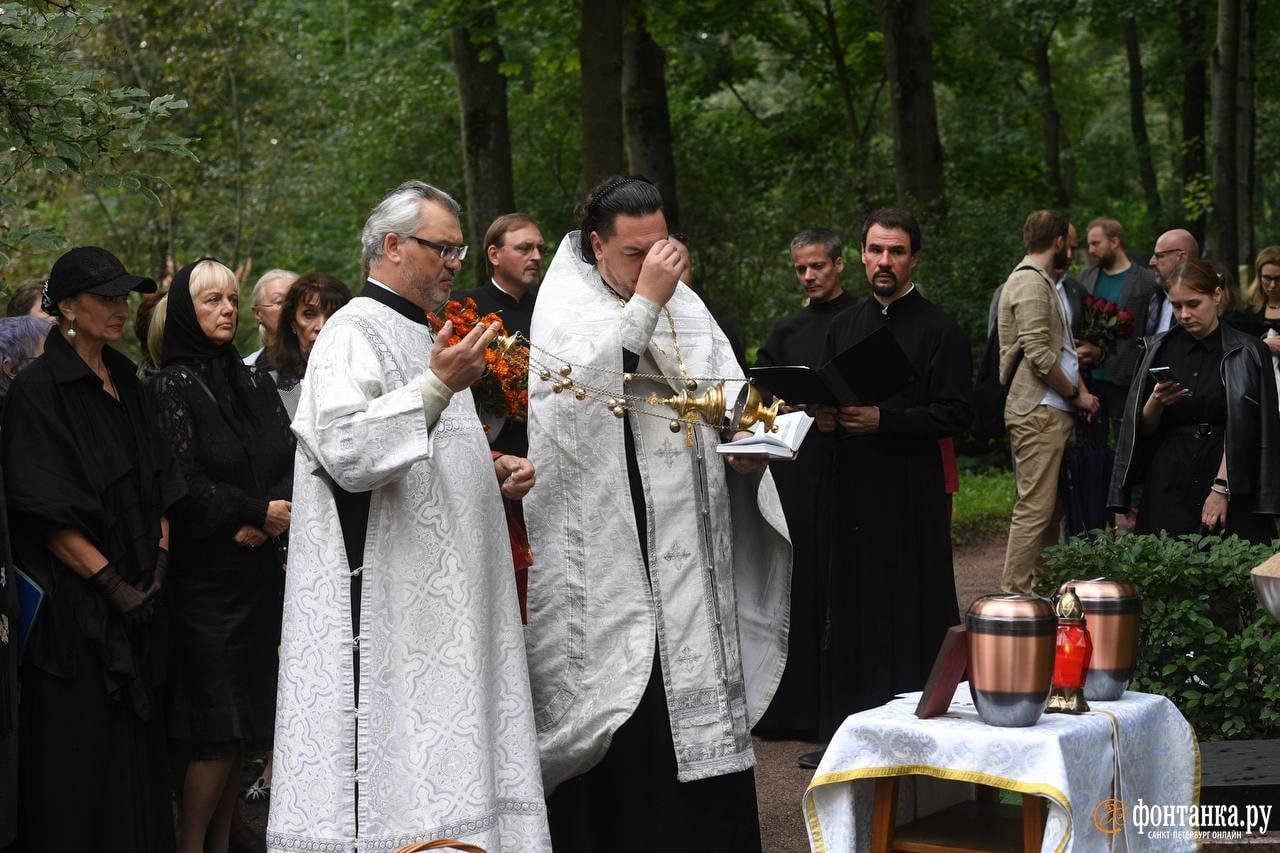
[
  {"xmin": 148, "ymin": 259, "xmax": 294, "ymax": 853},
  {"xmin": 1228, "ymin": 246, "xmax": 1280, "ymax": 397}
]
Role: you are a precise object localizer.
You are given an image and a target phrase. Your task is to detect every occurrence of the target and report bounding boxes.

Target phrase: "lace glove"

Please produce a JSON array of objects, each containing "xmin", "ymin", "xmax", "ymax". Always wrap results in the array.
[
  {"xmin": 150, "ymin": 548, "xmax": 169, "ymax": 594},
  {"xmin": 88, "ymin": 562, "xmax": 157, "ymax": 619}
]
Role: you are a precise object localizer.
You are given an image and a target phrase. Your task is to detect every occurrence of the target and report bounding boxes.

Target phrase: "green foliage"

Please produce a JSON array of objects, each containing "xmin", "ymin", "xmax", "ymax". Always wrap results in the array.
[
  {"xmin": 2, "ymin": 0, "xmax": 1278, "ymax": 367},
  {"xmin": 1038, "ymin": 530, "xmax": 1280, "ymax": 740},
  {"xmin": 951, "ymin": 466, "xmax": 1015, "ymax": 546},
  {"xmin": 0, "ymin": 2, "xmax": 190, "ymax": 266}
]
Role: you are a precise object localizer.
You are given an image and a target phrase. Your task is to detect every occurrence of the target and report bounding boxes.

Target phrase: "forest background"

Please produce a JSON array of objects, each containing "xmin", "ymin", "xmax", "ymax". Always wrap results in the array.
[{"xmin": 1, "ymin": 0, "xmax": 1276, "ymax": 368}]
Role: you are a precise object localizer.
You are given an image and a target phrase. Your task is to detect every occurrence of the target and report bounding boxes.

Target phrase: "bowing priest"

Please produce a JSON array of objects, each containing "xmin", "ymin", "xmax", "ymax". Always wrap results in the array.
[
  {"xmin": 815, "ymin": 208, "xmax": 971, "ymax": 743},
  {"xmin": 267, "ymin": 180, "xmax": 550, "ymax": 853},
  {"xmin": 524, "ymin": 175, "xmax": 791, "ymax": 852},
  {"xmin": 752, "ymin": 228, "xmax": 853, "ymax": 752}
]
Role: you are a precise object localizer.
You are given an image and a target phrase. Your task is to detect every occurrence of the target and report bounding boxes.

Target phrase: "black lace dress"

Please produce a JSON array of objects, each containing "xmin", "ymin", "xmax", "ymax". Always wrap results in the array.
[{"xmin": 149, "ymin": 357, "xmax": 294, "ymax": 757}]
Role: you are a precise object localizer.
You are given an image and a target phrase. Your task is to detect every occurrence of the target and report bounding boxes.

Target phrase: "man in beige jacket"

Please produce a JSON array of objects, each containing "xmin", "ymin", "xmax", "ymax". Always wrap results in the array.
[{"xmin": 998, "ymin": 210, "xmax": 1100, "ymax": 593}]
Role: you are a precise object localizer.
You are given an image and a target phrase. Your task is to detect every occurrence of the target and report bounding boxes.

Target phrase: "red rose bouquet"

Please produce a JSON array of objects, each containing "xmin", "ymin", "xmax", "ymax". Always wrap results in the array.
[
  {"xmin": 427, "ymin": 297, "xmax": 528, "ymax": 420},
  {"xmin": 1079, "ymin": 294, "xmax": 1135, "ymax": 356}
]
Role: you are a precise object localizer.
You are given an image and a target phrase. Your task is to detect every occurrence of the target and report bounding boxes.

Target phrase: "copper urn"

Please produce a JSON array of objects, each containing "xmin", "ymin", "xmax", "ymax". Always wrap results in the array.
[
  {"xmin": 1059, "ymin": 578, "xmax": 1140, "ymax": 701},
  {"xmin": 966, "ymin": 595, "xmax": 1056, "ymax": 727}
]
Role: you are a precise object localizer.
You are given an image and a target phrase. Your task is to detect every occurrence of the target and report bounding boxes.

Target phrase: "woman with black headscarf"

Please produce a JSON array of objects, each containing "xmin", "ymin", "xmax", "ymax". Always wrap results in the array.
[
  {"xmin": 2, "ymin": 247, "xmax": 184, "ymax": 852},
  {"xmin": 148, "ymin": 258, "xmax": 294, "ymax": 853}
]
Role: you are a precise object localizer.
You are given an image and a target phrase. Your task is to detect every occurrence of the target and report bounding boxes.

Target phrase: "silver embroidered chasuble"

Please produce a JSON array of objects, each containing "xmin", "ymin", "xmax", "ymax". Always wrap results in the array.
[
  {"xmin": 524, "ymin": 233, "xmax": 792, "ymax": 791},
  {"xmin": 266, "ymin": 297, "xmax": 550, "ymax": 852}
]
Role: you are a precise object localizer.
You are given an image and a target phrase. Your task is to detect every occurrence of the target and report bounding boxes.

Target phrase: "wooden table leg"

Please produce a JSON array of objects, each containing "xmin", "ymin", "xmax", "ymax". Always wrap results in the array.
[
  {"xmin": 1021, "ymin": 793, "xmax": 1046, "ymax": 852},
  {"xmin": 870, "ymin": 776, "xmax": 900, "ymax": 853}
]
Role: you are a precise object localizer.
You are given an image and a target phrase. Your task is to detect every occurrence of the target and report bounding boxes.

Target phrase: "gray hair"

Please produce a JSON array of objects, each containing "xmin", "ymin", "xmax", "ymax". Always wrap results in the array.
[
  {"xmin": 361, "ymin": 180, "xmax": 461, "ymax": 270},
  {"xmin": 0, "ymin": 315, "xmax": 52, "ymax": 395},
  {"xmin": 790, "ymin": 228, "xmax": 844, "ymax": 260},
  {"xmin": 250, "ymin": 268, "xmax": 298, "ymax": 307}
]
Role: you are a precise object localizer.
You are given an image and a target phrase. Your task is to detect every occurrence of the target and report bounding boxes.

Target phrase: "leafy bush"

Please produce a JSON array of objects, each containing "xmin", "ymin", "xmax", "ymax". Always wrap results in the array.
[{"xmin": 1038, "ymin": 531, "xmax": 1280, "ymax": 740}]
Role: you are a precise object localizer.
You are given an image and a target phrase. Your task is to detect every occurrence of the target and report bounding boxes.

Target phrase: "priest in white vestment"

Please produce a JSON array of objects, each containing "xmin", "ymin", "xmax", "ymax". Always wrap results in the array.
[
  {"xmin": 266, "ymin": 181, "xmax": 550, "ymax": 852},
  {"xmin": 524, "ymin": 176, "xmax": 791, "ymax": 850}
]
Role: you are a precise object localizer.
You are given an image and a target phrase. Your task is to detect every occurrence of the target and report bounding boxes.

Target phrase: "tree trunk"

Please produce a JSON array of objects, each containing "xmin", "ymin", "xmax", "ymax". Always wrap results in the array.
[
  {"xmin": 622, "ymin": 0, "xmax": 679, "ymax": 228},
  {"xmin": 451, "ymin": 18, "xmax": 515, "ymax": 287},
  {"xmin": 1032, "ymin": 33, "xmax": 1070, "ymax": 208},
  {"xmin": 1235, "ymin": 0, "xmax": 1256, "ymax": 268},
  {"xmin": 580, "ymin": 0, "xmax": 626, "ymax": 189},
  {"xmin": 1178, "ymin": 3, "xmax": 1209, "ymax": 244},
  {"xmin": 812, "ymin": 0, "xmax": 861, "ymax": 154},
  {"xmin": 1210, "ymin": 0, "xmax": 1239, "ymax": 277},
  {"xmin": 879, "ymin": 0, "xmax": 946, "ymax": 215},
  {"xmin": 788, "ymin": 0, "xmax": 873, "ymax": 201},
  {"xmin": 1124, "ymin": 17, "xmax": 1161, "ymax": 223}
]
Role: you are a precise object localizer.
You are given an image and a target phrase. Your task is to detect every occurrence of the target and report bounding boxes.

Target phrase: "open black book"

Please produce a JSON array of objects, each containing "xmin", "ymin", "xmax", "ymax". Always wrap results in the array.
[{"xmin": 749, "ymin": 325, "xmax": 917, "ymax": 405}]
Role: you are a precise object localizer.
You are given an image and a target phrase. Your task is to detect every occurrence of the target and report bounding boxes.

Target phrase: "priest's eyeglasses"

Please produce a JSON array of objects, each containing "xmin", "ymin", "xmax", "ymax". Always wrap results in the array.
[{"xmin": 404, "ymin": 235, "xmax": 468, "ymax": 262}]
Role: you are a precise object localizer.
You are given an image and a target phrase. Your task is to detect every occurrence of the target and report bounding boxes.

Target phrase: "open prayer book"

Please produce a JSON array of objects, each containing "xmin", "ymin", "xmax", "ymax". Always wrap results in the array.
[
  {"xmin": 748, "ymin": 325, "xmax": 916, "ymax": 405},
  {"xmin": 715, "ymin": 411, "xmax": 813, "ymax": 461}
]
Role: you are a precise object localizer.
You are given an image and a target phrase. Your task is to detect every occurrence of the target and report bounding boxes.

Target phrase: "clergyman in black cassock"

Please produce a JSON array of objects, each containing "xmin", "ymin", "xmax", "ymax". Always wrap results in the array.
[
  {"xmin": 751, "ymin": 234, "xmax": 855, "ymax": 740},
  {"xmin": 460, "ymin": 213, "xmax": 544, "ymax": 457},
  {"xmin": 818, "ymin": 219, "xmax": 971, "ymax": 737}
]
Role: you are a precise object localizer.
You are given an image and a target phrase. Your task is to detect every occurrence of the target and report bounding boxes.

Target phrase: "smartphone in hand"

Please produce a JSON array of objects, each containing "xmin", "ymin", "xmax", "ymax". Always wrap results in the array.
[{"xmin": 1148, "ymin": 365, "xmax": 1191, "ymax": 396}]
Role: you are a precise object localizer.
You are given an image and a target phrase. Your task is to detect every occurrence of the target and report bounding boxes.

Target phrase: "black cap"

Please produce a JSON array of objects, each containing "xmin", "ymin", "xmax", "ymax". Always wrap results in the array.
[{"xmin": 45, "ymin": 247, "xmax": 157, "ymax": 309}]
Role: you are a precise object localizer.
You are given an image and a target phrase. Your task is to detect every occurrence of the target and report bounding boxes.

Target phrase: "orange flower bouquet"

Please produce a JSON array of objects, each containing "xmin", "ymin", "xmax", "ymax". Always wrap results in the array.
[
  {"xmin": 431, "ymin": 298, "xmax": 535, "ymax": 622},
  {"xmin": 428, "ymin": 297, "xmax": 528, "ymax": 420}
]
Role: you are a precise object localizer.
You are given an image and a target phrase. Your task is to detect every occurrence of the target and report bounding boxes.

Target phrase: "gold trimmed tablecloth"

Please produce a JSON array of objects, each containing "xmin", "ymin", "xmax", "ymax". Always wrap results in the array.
[{"xmin": 803, "ymin": 684, "xmax": 1197, "ymax": 852}]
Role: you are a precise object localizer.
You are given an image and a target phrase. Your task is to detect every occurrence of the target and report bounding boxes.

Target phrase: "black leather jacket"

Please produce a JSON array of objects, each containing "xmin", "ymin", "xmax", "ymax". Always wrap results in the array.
[{"xmin": 1108, "ymin": 322, "xmax": 1280, "ymax": 514}]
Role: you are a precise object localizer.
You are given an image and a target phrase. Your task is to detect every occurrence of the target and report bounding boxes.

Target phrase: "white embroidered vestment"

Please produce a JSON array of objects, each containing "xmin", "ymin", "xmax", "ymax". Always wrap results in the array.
[{"xmin": 266, "ymin": 295, "xmax": 550, "ymax": 852}]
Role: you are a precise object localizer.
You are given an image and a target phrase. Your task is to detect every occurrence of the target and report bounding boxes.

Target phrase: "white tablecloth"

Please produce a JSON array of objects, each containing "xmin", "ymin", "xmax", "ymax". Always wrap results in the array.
[{"xmin": 803, "ymin": 684, "xmax": 1198, "ymax": 852}]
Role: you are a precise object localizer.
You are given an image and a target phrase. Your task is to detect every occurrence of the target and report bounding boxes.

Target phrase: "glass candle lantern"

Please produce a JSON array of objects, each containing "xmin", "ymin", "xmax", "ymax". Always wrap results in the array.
[{"xmin": 1046, "ymin": 588, "xmax": 1092, "ymax": 714}]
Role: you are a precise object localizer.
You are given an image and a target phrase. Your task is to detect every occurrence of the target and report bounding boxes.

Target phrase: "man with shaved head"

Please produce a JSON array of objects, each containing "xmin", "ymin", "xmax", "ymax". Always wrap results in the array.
[{"xmin": 1147, "ymin": 229, "xmax": 1200, "ymax": 335}]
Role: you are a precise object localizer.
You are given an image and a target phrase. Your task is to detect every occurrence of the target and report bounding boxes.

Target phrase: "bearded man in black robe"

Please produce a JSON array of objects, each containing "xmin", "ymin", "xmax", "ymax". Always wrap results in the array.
[
  {"xmin": 752, "ymin": 228, "xmax": 853, "ymax": 747},
  {"xmin": 815, "ymin": 208, "xmax": 971, "ymax": 742}
]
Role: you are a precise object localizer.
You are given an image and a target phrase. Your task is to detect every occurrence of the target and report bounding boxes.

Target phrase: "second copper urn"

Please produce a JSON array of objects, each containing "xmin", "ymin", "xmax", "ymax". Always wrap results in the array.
[
  {"xmin": 966, "ymin": 595, "xmax": 1056, "ymax": 727},
  {"xmin": 1060, "ymin": 578, "xmax": 1140, "ymax": 701}
]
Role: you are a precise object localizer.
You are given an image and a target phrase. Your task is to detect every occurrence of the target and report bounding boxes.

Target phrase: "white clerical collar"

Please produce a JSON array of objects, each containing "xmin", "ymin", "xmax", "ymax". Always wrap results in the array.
[
  {"xmin": 491, "ymin": 278, "xmax": 525, "ymax": 301},
  {"xmin": 366, "ymin": 276, "xmax": 396, "ymax": 294},
  {"xmin": 880, "ymin": 283, "xmax": 916, "ymax": 315}
]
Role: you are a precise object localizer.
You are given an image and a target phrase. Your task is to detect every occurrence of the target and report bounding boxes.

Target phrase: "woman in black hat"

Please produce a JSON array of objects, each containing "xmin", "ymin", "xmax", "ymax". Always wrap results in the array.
[
  {"xmin": 1, "ymin": 246, "xmax": 185, "ymax": 852},
  {"xmin": 147, "ymin": 258, "xmax": 294, "ymax": 853}
]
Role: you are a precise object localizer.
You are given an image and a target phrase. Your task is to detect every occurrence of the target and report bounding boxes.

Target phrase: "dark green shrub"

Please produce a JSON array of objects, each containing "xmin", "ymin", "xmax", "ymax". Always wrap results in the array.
[{"xmin": 1037, "ymin": 531, "xmax": 1280, "ymax": 740}]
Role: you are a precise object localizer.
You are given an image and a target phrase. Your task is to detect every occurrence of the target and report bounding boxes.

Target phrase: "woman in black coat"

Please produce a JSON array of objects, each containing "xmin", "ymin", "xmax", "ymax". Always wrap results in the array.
[
  {"xmin": 149, "ymin": 259, "xmax": 295, "ymax": 853},
  {"xmin": 3, "ymin": 247, "xmax": 184, "ymax": 852},
  {"xmin": 1110, "ymin": 259, "xmax": 1280, "ymax": 542}
]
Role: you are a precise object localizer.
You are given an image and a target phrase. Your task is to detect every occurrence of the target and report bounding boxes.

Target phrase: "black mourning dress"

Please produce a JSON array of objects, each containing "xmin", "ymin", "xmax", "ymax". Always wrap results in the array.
[
  {"xmin": 149, "ymin": 261, "xmax": 295, "ymax": 757},
  {"xmin": 820, "ymin": 289, "xmax": 970, "ymax": 736},
  {"xmin": 1135, "ymin": 325, "xmax": 1274, "ymax": 543},
  {"xmin": 751, "ymin": 291, "xmax": 853, "ymax": 739},
  {"xmin": 2, "ymin": 329, "xmax": 185, "ymax": 853}
]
